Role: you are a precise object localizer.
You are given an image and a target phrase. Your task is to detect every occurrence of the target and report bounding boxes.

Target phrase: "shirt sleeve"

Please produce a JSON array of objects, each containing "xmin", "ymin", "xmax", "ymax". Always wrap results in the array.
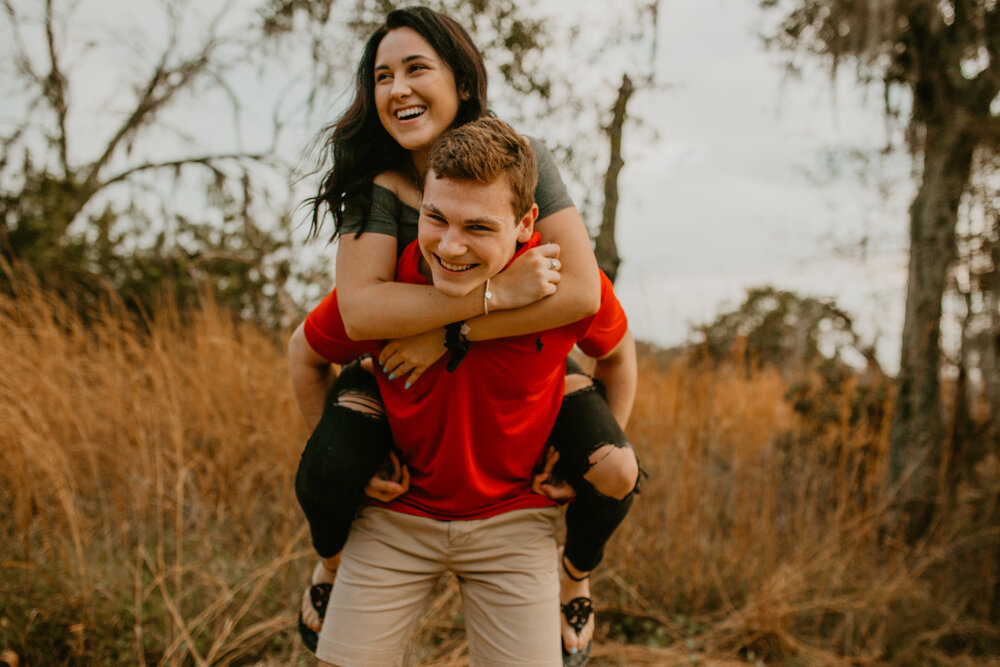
[
  {"xmin": 576, "ymin": 272, "xmax": 628, "ymax": 359},
  {"xmin": 529, "ymin": 137, "xmax": 575, "ymax": 220},
  {"xmin": 303, "ymin": 288, "xmax": 376, "ymax": 364},
  {"xmin": 339, "ymin": 184, "xmax": 403, "ymax": 238}
]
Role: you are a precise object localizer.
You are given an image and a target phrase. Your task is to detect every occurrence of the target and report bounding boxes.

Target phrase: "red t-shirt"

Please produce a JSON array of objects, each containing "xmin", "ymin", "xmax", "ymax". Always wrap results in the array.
[{"xmin": 304, "ymin": 233, "xmax": 628, "ymax": 520}]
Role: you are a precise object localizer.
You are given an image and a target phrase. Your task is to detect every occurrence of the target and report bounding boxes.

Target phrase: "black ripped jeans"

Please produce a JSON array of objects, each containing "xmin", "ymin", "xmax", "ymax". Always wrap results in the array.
[{"xmin": 294, "ymin": 356, "xmax": 638, "ymax": 572}]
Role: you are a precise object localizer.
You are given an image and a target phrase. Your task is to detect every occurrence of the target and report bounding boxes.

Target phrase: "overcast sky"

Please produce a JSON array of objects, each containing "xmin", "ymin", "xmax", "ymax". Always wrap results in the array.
[{"xmin": 605, "ymin": 0, "xmax": 913, "ymax": 371}]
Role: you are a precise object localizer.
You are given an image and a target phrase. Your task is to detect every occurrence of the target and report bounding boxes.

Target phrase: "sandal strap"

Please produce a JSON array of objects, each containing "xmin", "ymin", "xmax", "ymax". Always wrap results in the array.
[
  {"xmin": 560, "ymin": 596, "xmax": 594, "ymax": 633},
  {"xmin": 561, "ymin": 555, "xmax": 589, "ymax": 582},
  {"xmin": 309, "ymin": 582, "xmax": 333, "ymax": 616}
]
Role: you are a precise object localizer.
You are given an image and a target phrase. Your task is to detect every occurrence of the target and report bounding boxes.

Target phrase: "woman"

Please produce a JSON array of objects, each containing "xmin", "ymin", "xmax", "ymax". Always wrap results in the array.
[{"xmin": 293, "ymin": 7, "xmax": 639, "ymax": 662}]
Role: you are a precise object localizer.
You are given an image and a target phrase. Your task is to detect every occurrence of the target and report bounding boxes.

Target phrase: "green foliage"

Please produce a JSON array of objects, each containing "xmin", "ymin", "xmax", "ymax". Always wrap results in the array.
[
  {"xmin": 1, "ymin": 163, "xmax": 104, "ymax": 302},
  {"xmin": 259, "ymin": 0, "xmax": 336, "ymax": 35},
  {"xmin": 697, "ymin": 286, "xmax": 872, "ymax": 371},
  {"xmin": 1, "ymin": 160, "xmax": 301, "ymax": 327}
]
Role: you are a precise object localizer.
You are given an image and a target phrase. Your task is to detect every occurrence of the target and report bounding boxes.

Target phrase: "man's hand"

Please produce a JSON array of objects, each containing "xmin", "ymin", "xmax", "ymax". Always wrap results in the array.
[
  {"xmin": 379, "ymin": 328, "xmax": 447, "ymax": 388},
  {"xmin": 489, "ymin": 243, "xmax": 561, "ymax": 310},
  {"xmin": 531, "ymin": 447, "xmax": 576, "ymax": 501},
  {"xmin": 364, "ymin": 451, "xmax": 410, "ymax": 502}
]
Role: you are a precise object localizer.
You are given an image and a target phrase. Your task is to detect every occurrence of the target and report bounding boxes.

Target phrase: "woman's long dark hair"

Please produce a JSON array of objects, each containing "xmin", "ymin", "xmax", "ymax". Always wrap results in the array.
[{"xmin": 308, "ymin": 7, "xmax": 489, "ymax": 242}]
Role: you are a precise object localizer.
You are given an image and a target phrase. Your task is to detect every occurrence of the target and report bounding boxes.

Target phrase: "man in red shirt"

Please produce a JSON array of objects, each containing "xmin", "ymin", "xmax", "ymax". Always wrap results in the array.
[{"xmin": 289, "ymin": 117, "xmax": 636, "ymax": 667}]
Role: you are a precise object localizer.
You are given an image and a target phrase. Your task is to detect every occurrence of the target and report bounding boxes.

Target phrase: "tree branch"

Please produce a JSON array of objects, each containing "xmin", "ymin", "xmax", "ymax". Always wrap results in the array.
[
  {"xmin": 99, "ymin": 152, "xmax": 268, "ymax": 190},
  {"xmin": 983, "ymin": 116, "xmax": 1000, "ymax": 147},
  {"xmin": 969, "ymin": 4, "xmax": 1000, "ymax": 116},
  {"xmin": 81, "ymin": 4, "xmax": 229, "ymax": 195},
  {"xmin": 952, "ymin": 0, "xmax": 978, "ymax": 38},
  {"xmin": 83, "ymin": 54, "xmax": 217, "ymax": 194},
  {"xmin": 44, "ymin": 0, "xmax": 70, "ymax": 176},
  {"xmin": 984, "ymin": 4, "xmax": 1000, "ymax": 77},
  {"xmin": 2, "ymin": 0, "xmax": 42, "ymax": 85},
  {"xmin": 0, "ymin": 96, "xmax": 44, "ymax": 174}
]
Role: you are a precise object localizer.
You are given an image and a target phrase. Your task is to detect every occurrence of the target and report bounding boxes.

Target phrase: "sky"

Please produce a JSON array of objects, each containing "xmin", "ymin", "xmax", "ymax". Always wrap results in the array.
[
  {"xmin": 1, "ymin": 0, "xmax": 918, "ymax": 372},
  {"xmin": 604, "ymin": 0, "xmax": 914, "ymax": 371}
]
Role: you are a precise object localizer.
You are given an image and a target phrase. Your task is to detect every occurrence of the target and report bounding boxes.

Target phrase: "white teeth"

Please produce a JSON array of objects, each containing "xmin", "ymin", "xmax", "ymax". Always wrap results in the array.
[
  {"xmin": 396, "ymin": 106, "xmax": 426, "ymax": 120},
  {"xmin": 439, "ymin": 258, "xmax": 473, "ymax": 272}
]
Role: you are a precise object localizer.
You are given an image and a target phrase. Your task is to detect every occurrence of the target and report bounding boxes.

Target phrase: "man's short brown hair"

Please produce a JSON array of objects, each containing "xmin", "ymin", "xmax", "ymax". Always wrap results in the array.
[{"xmin": 425, "ymin": 117, "xmax": 537, "ymax": 218}]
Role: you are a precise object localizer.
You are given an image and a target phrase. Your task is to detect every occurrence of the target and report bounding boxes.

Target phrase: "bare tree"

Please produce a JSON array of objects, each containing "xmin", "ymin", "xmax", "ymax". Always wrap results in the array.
[
  {"xmin": 0, "ymin": 0, "xmax": 309, "ymax": 322},
  {"xmin": 1, "ymin": 0, "xmax": 279, "ymax": 228},
  {"xmin": 759, "ymin": 0, "xmax": 1000, "ymax": 541},
  {"xmin": 524, "ymin": 0, "xmax": 661, "ymax": 282},
  {"xmin": 594, "ymin": 73, "xmax": 634, "ymax": 283}
]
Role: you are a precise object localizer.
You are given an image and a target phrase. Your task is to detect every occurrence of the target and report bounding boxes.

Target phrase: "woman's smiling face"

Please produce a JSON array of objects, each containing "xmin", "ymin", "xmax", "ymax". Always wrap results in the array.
[{"xmin": 374, "ymin": 27, "xmax": 463, "ymax": 163}]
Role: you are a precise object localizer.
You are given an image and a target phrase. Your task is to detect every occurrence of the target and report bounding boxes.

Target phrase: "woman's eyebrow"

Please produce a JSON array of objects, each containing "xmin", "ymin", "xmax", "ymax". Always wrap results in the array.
[{"xmin": 375, "ymin": 54, "xmax": 433, "ymax": 70}]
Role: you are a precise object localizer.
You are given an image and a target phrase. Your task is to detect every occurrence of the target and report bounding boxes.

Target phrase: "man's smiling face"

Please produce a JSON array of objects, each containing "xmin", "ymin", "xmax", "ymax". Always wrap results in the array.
[{"xmin": 418, "ymin": 170, "xmax": 536, "ymax": 297}]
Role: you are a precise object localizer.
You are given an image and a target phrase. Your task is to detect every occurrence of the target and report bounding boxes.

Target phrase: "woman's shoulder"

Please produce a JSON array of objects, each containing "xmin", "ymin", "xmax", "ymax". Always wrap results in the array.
[
  {"xmin": 522, "ymin": 135, "xmax": 551, "ymax": 156},
  {"xmin": 518, "ymin": 135, "xmax": 574, "ymax": 217},
  {"xmin": 373, "ymin": 171, "xmax": 421, "ymax": 211},
  {"xmin": 522, "ymin": 135, "xmax": 560, "ymax": 176}
]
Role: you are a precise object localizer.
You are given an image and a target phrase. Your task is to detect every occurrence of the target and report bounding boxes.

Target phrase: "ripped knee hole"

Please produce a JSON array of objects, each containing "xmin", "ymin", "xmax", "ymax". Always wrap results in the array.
[
  {"xmin": 564, "ymin": 374, "xmax": 594, "ymax": 396},
  {"xmin": 334, "ymin": 391, "xmax": 386, "ymax": 418},
  {"xmin": 583, "ymin": 444, "xmax": 640, "ymax": 500}
]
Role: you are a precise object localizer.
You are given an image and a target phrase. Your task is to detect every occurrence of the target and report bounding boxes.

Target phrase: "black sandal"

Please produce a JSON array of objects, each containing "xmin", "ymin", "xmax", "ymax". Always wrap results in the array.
[
  {"xmin": 297, "ymin": 581, "xmax": 333, "ymax": 654},
  {"xmin": 561, "ymin": 557, "xmax": 593, "ymax": 667}
]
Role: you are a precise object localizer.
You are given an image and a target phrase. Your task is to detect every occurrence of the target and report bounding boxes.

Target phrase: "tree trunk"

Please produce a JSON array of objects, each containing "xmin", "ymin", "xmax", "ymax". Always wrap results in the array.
[
  {"xmin": 594, "ymin": 74, "xmax": 634, "ymax": 284},
  {"xmin": 989, "ymin": 243, "xmax": 1000, "ymax": 451},
  {"xmin": 947, "ymin": 313, "xmax": 972, "ymax": 500},
  {"xmin": 888, "ymin": 118, "xmax": 976, "ymax": 542}
]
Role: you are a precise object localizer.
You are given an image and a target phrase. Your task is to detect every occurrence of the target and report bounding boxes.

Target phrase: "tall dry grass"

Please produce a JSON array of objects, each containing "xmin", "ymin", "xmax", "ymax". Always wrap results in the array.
[
  {"xmin": 1, "ymin": 280, "xmax": 312, "ymax": 665},
  {"xmin": 600, "ymin": 349, "xmax": 999, "ymax": 665},
  {"xmin": 2, "ymin": 282, "xmax": 997, "ymax": 665}
]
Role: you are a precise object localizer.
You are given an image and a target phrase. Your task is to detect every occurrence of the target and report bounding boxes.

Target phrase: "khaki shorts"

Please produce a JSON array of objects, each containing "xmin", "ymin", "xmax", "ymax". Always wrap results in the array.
[{"xmin": 316, "ymin": 505, "xmax": 562, "ymax": 667}]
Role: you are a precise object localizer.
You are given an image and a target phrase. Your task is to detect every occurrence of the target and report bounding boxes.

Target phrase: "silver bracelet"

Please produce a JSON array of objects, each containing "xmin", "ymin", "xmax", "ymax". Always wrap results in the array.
[{"xmin": 483, "ymin": 277, "xmax": 493, "ymax": 315}]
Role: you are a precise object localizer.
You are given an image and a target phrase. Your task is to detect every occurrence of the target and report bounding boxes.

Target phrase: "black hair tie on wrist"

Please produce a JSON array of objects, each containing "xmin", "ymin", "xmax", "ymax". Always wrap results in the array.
[{"xmin": 444, "ymin": 321, "xmax": 470, "ymax": 372}]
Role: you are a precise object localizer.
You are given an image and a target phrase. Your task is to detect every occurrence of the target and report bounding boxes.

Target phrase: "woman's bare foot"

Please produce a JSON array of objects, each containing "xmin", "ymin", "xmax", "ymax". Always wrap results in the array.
[
  {"xmin": 301, "ymin": 554, "xmax": 340, "ymax": 632},
  {"xmin": 559, "ymin": 549, "xmax": 594, "ymax": 655}
]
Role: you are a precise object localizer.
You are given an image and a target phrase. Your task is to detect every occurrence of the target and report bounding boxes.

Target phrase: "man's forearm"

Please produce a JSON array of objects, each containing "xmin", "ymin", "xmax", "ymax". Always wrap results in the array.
[{"xmin": 288, "ymin": 323, "xmax": 336, "ymax": 430}]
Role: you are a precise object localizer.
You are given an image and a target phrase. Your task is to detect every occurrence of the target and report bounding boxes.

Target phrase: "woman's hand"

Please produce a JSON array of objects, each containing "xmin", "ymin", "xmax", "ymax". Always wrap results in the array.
[
  {"xmin": 531, "ymin": 447, "xmax": 576, "ymax": 501},
  {"xmin": 364, "ymin": 451, "xmax": 410, "ymax": 502},
  {"xmin": 379, "ymin": 328, "xmax": 447, "ymax": 388},
  {"xmin": 488, "ymin": 243, "xmax": 561, "ymax": 311}
]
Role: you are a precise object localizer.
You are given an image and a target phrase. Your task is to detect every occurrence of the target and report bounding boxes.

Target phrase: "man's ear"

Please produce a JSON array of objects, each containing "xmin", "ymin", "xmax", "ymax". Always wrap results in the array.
[{"xmin": 516, "ymin": 203, "xmax": 539, "ymax": 243}]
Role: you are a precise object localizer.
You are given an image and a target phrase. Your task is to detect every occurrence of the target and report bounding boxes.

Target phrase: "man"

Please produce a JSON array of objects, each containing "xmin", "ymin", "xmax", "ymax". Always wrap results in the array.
[{"xmin": 288, "ymin": 117, "xmax": 636, "ymax": 666}]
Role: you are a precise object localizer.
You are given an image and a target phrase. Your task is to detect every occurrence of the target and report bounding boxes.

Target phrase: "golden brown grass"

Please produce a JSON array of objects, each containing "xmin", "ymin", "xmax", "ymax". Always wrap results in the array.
[
  {"xmin": 1, "ymin": 281, "xmax": 997, "ymax": 665},
  {"xmin": 1, "ymin": 280, "xmax": 313, "ymax": 665}
]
